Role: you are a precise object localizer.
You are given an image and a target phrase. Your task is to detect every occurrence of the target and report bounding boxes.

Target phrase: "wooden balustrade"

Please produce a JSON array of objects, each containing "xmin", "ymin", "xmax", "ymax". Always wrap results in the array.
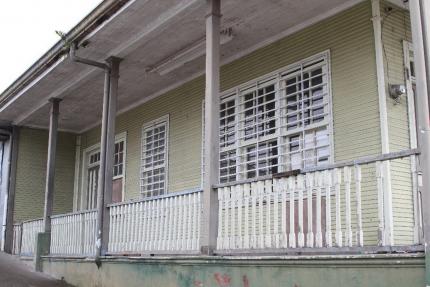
[
  {"xmin": 20, "ymin": 219, "xmax": 43, "ymax": 256},
  {"xmin": 108, "ymin": 190, "xmax": 202, "ymax": 254},
  {"xmin": 50, "ymin": 210, "xmax": 97, "ymax": 256},
  {"xmin": 12, "ymin": 223, "xmax": 22, "ymax": 255},
  {"xmin": 216, "ymin": 155, "xmax": 417, "ymax": 251}
]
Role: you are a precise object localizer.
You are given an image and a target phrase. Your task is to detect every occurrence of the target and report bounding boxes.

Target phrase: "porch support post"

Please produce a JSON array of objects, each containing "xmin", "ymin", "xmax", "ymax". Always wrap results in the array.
[
  {"xmin": 201, "ymin": 0, "xmax": 221, "ymax": 255},
  {"xmin": 371, "ymin": 0, "xmax": 393, "ymax": 246},
  {"xmin": 42, "ymin": 98, "xmax": 61, "ymax": 233},
  {"xmin": 410, "ymin": 0, "xmax": 430, "ymax": 284},
  {"xmin": 3, "ymin": 126, "xmax": 19, "ymax": 254},
  {"xmin": 95, "ymin": 57, "xmax": 121, "ymax": 259}
]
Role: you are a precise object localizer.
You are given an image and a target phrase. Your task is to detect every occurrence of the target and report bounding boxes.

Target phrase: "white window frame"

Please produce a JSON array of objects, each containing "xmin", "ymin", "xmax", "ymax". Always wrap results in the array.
[
  {"xmin": 140, "ymin": 114, "xmax": 170, "ymax": 198},
  {"xmin": 217, "ymin": 51, "xmax": 334, "ymax": 183},
  {"xmin": 80, "ymin": 132, "xmax": 127, "ymax": 210}
]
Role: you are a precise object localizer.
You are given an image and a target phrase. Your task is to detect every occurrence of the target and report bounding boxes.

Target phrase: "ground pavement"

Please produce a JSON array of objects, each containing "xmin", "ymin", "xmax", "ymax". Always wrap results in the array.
[{"xmin": 0, "ymin": 252, "xmax": 73, "ymax": 287}]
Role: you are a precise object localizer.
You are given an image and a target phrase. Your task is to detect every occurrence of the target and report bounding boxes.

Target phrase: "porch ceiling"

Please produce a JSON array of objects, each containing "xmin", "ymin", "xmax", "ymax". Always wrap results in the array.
[{"xmin": 0, "ymin": 0, "xmax": 361, "ymax": 133}]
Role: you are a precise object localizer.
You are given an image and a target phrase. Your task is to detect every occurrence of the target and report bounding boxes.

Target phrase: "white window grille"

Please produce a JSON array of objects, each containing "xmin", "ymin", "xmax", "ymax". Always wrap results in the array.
[
  {"xmin": 140, "ymin": 116, "xmax": 169, "ymax": 197},
  {"xmin": 219, "ymin": 52, "xmax": 333, "ymax": 183}
]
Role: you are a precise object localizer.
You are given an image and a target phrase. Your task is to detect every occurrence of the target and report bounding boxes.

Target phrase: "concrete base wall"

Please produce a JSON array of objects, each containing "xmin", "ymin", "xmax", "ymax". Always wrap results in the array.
[{"xmin": 41, "ymin": 254, "xmax": 425, "ymax": 287}]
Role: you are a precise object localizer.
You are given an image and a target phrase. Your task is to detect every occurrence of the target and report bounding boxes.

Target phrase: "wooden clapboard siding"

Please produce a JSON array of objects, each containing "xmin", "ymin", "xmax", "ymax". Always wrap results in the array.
[
  {"xmin": 14, "ymin": 128, "xmax": 76, "ymax": 222},
  {"xmin": 380, "ymin": 1, "xmax": 415, "ymax": 245},
  {"xmin": 78, "ymin": 1, "xmax": 380, "ymax": 195}
]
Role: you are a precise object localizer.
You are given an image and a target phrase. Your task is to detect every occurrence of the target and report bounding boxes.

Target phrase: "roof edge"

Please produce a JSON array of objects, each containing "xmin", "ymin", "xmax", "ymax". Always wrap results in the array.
[{"xmin": 0, "ymin": 0, "xmax": 131, "ymax": 107}]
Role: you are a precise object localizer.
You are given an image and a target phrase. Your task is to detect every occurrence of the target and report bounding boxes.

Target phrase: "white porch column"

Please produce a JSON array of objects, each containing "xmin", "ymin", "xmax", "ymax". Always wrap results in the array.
[
  {"xmin": 43, "ymin": 98, "xmax": 61, "ymax": 233},
  {"xmin": 409, "ymin": 0, "xmax": 430, "ymax": 284},
  {"xmin": 371, "ymin": 0, "xmax": 393, "ymax": 246},
  {"xmin": 201, "ymin": 0, "xmax": 221, "ymax": 254}
]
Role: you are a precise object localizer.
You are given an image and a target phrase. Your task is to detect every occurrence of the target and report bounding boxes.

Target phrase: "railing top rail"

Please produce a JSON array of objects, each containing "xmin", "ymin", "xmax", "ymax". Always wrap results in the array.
[
  {"xmin": 50, "ymin": 209, "xmax": 97, "ymax": 219},
  {"xmin": 21, "ymin": 218, "xmax": 43, "ymax": 224},
  {"xmin": 213, "ymin": 148, "xmax": 420, "ymax": 189},
  {"xmin": 107, "ymin": 187, "xmax": 202, "ymax": 208}
]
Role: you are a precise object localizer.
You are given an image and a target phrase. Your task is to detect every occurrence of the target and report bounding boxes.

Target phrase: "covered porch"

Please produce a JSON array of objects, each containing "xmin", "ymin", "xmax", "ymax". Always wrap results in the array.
[{"xmin": 1, "ymin": 0, "xmax": 429, "ymax": 272}]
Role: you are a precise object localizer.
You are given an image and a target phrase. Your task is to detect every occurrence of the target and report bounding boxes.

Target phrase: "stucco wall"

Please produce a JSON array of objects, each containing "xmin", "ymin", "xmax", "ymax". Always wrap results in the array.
[
  {"xmin": 42, "ymin": 255, "xmax": 425, "ymax": 287},
  {"xmin": 13, "ymin": 128, "xmax": 76, "ymax": 222}
]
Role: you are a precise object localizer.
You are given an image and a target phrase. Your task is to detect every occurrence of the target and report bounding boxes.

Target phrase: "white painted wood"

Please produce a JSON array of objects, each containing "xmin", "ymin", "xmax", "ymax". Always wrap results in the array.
[
  {"xmin": 20, "ymin": 219, "xmax": 43, "ymax": 256},
  {"xmin": 306, "ymin": 173, "xmax": 314, "ymax": 248},
  {"xmin": 273, "ymin": 179, "xmax": 280, "ymax": 248},
  {"xmin": 243, "ymin": 183, "xmax": 250, "ymax": 249},
  {"xmin": 280, "ymin": 178, "xmax": 288, "ymax": 248},
  {"xmin": 12, "ymin": 224, "xmax": 22, "ymax": 255},
  {"xmin": 334, "ymin": 168, "xmax": 343, "ymax": 247},
  {"xmin": 257, "ymin": 181, "xmax": 265, "ymax": 249},
  {"xmin": 344, "ymin": 166, "xmax": 352, "ymax": 247},
  {"xmin": 288, "ymin": 177, "xmax": 296, "ymax": 248},
  {"xmin": 50, "ymin": 210, "xmax": 97, "ymax": 256},
  {"xmin": 216, "ymin": 186, "xmax": 224, "ymax": 250},
  {"xmin": 325, "ymin": 170, "xmax": 332, "ymax": 247},
  {"xmin": 251, "ymin": 182, "xmax": 258, "ymax": 248},
  {"xmin": 237, "ymin": 184, "xmax": 244, "ymax": 249},
  {"xmin": 376, "ymin": 161, "xmax": 385, "ymax": 246},
  {"xmin": 297, "ymin": 175, "xmax": 304, "ymax": 248},
  {"xmin": 315, "ymin": 172, "xmax": 323, "ymax": 248},
  {"xmin": 224, "ymin": 187, "xmax": 230, "ymax": 249},
  {"xmin": 355, "ymin": 165, "xmax": 363, "ymax": 247},
  {"xmin": 230, "ymin": 186, "xmax": 236, "ymax": 249},
  {"xmin": 265, "ymin": 180, "xmax": 272, "ymax": 248},
  {"xmin": 103, "ymin": 191, "xmax": 202, "ymax": 254}
]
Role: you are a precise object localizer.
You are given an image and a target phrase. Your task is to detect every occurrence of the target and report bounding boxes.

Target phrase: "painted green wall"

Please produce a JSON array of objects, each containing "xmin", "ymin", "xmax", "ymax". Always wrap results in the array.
[
  {"xmin": 14, "ymin": 128, "xmax": 76, "ymax": 222},
  {"xmin": 79, "ymin": 2, "xmax": 380, "ymax": 190},
  {"xmin": 42, "ymin": 255, "xmax": 425, "ymax": 287}
]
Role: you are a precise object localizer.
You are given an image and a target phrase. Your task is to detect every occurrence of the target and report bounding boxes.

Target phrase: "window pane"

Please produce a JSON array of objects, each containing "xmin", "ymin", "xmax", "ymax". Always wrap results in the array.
[{"xmin": 141, "ymin": 120, "xmax": 168, "ymax": 197}]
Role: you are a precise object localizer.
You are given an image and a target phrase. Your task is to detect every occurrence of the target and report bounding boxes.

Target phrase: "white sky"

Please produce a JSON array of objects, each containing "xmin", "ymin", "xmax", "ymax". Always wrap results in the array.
[{"xmin": 0, "ymin": 0, "xmax": 102, "ymax": 94}]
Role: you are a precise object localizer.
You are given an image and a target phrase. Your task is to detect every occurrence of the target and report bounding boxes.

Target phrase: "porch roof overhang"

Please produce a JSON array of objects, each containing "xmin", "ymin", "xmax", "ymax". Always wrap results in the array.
[{"xmin": 0, "ymin": 0, "xmax": 408, "ymax": 133}]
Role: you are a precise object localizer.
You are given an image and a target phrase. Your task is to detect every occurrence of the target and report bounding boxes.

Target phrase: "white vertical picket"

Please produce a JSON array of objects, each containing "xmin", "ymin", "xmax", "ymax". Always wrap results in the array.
[
  {"xmin": 315, "ymin": 172, "xmax": 323, "ymax": 248},
  {"xmin": 334, "ymin": 168, "xmax": 343, "ymax": 247},
  {"xmin": 265, "ymin": 180, "xmax": 272, "ymax": 248},
  {"xmin": 251, "ymin": 182, "xmax": 258, "ymax": 248},
  {"xmin": 344, "ymin": 166, "xmax": 352, "ymax": 247},
  {"xmin": 230, "ymin": 186, "xmax": 236, "ymax": 249},
  {"xmin": 325, "ymin": 170, "xmax": 332, "ymax": 247},
  {"xmin": 297, "ymin": 175, "xmax": 304, "ymax": 248},
  {"xmin": 355, "ymin": 165, "xmax": 363, "ymax": 247},
  {"xmin": 306, "ymin": 173, "xmax": 314, "ymax": 248},
  {"xmin": 280, "ymin": 178, "xmax": 288, "ymax": 248},
  {"xmin": 243, "ymin": 183, "xmax": 250, "ymax": 249},
  {"xmin": 237, "ymin": 184, "xmax": 244, "ymax": 249},
  {"xmin": 273, "ymin": 179, "xmax": 280, "ymax": 248},
  {"xmin": 257, "ymin": 181, "xmax": 265, "ymax": 249},
  {"xmin": 288, "ymin": 177, "xmax": 296, "ymax": 248},
  {"xmin": 376, "ymin": 161, "xmax": 385, "ymax": 246}
]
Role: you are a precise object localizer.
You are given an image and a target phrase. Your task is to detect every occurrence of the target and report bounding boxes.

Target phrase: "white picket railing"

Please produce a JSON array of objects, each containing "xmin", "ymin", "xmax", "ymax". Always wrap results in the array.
[
  {"xmin": 50, "ymin": 209, "xmax": 97, "ymax": 256},
  {"xmin": 21, "ymin": 219, "xmax": 43, "ymax": 256},
  {"xmin": 12, "ymin": 223, "xmax": 22, "ymax": 255},
  {"xmin": 216, "ymin": 154, "xmax": 418, "ymax": 251},
  {"xmin": 108, "ymin": 190, "xmax": 202, "ymax": 254}
]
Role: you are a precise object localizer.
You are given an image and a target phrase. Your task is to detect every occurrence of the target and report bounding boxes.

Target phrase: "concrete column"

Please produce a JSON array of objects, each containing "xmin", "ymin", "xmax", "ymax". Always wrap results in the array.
[
  {"xmin": 101, "ymin": 56, "xmax": 121, "ymax": 255},
  {"xmin": 95, "ymin": 57, "xmax": 121, "ymax": 259},
  {"xmin": 43, "ymin": 98, "xmax": 61, "ymax": 233},
  {"xmin": 3, "ymin": 126, "xmax": 19, "ymax": 254},
  {"xmin": 409, "ymin": 0, "xmax": 430, "ymax": 285},
  {"xmin": 201, "ymin": 0, "xmax": 221, "ymax": 255}
]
